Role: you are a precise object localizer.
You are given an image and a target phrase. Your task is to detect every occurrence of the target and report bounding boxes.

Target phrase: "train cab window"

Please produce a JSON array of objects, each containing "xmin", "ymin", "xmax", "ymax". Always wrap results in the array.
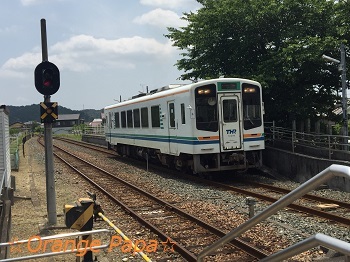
[
  {"xmin": 242, "ymin": 83, "xmax": 262, "ymax": 130},
  {"xmin": 195, "ymin": 84, "xmax": 218, "ymax": 132},
  {"xmin": 222, "ymin": 100, "xmax": 238, "ymax": 122},
  {"xmin": 141, "ymin": 107, "xmax": 149, "ymax": 128},
  {"xmin": 133, "ymin": 109, "xmax": 140, "ymax": 128},
  {"xmin": 151, "ymin": 105, "xmax": 160, "ymax": 128},
  {"xmin": 181, "ymin": 103, "xmax": 186, "ymax": 124},
  {"xmin": 169, "ymin": 102, "xmax": 175, "ymax": 128},
  {"xmin": 114, "ymin": 112, "xmax": 120, "ymax": 128},
  {"xmin": 121, "ymin": 111, "xmax": 126, "ymax": 128},
  {"xmin": 127, "ymin": 110, "xmax": 133, "ymax": 128}
]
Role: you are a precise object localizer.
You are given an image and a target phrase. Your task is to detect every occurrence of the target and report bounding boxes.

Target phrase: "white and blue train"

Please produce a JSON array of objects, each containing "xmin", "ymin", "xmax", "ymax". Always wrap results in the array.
[{"xmin": 104, "ymin": 78, "xmax": 265, "ymax": 174}]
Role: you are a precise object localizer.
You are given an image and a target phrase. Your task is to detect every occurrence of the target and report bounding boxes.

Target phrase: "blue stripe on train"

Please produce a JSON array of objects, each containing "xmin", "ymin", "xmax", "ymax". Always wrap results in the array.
[
  {"xmin": 106, "ymin": 133, "xmax": 218, "ymax": 145},
  {"xmin": 106, "ymin": 133, "xmax": 264, "ymax": 145}
]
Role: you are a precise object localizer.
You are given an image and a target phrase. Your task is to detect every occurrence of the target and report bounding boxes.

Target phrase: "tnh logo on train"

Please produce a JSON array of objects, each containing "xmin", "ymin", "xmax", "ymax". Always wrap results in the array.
[{"xmin": 226, "ymin": 129, "xmax": 237, "ymax": 134}]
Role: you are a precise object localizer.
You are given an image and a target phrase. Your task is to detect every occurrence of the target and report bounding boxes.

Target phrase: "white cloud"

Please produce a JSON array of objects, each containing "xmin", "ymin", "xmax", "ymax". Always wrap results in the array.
[
  {"xmin": 0, "ymin": 25, "xmax": 20, "ymax": 34},
  {"xmin": 51, "ymin": 35, "xmax": 173, "ymax": 55},
  {"xmin": 140, "ymin": 0, "xmax": 195, "ymax": 9},
  {"xmin": 0, "ymin": 34, "xmax": 176, "ymax": 75},
  {"xmin": 133, "ymin": 8, "xmax": 187, "ymax": 28},
  {"xmin": 2, "ymin": 52, "xmax": 41, "ymax": 70},
  {"xmin": 20, "ymin": 0, "xmax": 64, "ymax": 6},
  {"xmin": 21, "ymin": 0, "xmax": 46, "ymax": 6},
  {"xmin": 0, "ymin": 69, "xmax": 27, "ymax": 78}
]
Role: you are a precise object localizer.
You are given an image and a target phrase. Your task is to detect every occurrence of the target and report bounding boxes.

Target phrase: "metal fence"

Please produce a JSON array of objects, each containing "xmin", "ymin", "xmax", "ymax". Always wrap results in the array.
[
  {"xmin": 9, "ymin": 135, "xmax": 21, "ymax": 170},
  {"xmin": 265, "ymin": 122, "xmax": 350, "ymax": 161},
  {"xmin": 83, "ymin": 126, "xmax": 104, "ymax": 135},
  {"xmin": 0, "ymin": 170, "xmax": 5, "ymax": 199}
]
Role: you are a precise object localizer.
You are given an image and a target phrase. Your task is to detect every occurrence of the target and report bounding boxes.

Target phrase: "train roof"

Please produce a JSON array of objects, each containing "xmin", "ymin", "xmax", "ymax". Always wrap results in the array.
[{"xmin": 104, "ymin": 78, "xmax": 260, "ymax": 110}]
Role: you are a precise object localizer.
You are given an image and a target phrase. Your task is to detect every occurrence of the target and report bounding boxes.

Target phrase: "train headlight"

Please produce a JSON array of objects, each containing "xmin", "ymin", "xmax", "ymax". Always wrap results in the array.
[
  {"xmin": 243, "ymin": 87, "xmax": 256, "ymax": 93},
  {"xmin": 198, "ymin": 88, "xmax": 211, "ymax": 95}
]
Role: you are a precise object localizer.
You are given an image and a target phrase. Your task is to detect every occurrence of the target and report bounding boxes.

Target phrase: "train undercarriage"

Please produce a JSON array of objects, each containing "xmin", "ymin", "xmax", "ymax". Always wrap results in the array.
[{"xmin": 109, "ymin": 142, "xmax": 262, "ymax": 174}]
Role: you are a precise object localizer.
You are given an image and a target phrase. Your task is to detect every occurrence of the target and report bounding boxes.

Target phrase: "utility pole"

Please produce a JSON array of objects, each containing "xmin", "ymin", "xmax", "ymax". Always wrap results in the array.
[
  {"xmin": 340, "ymin": 44, "xmax": 348, "ymax": 139},
  {"xmin": 41, "ymin": 19, "xmax": 57, "ymax": 225},
  {"xmin": 34, "ymin": 19, "xmax": 62, "ymax": 225},
  {"xmin": 322, "ymin": 43, "xmax": 348, "ymax": 149}
]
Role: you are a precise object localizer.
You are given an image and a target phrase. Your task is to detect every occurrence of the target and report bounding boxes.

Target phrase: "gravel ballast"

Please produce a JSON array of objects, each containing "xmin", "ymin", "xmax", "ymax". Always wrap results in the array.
[{"xmin": 10, "ymin": 137, "xmax": 350, "ymax": 261}]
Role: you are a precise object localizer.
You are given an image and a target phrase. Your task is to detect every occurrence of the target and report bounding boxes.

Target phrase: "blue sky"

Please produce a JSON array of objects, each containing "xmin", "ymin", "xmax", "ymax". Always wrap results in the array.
[{"xmin": 0, "ymin": 0, "xmax": 201, "ymax": 110}]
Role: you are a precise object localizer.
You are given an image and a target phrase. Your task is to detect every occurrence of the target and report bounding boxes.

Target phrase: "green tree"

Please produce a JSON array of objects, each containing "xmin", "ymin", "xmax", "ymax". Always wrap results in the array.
[
  {"xmin": 166, "ymin": 0, "xmax": 349, "ymax": 124},
  {"xmin": 34, "ymin": 125, "xmax": 44, "ymax": 134}
]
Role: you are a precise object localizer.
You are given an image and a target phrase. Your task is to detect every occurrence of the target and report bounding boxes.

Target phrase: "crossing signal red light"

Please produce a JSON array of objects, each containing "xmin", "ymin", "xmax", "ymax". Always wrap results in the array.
[
  {"xmin": 43, "ymin": 69, "xmax": 53, "ymax": 87},
  {"xmin": 34, "ymin": 61, "xmax": 60, "ymax": 96}
]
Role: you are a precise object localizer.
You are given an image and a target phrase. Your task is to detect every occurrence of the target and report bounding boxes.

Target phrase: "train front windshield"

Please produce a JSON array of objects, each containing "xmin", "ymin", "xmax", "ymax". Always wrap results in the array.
[
  {"xmin": 195, "ymin": 84, "xmax": 218, "ymax": 132},
  {"xmin": 242, "ymin": 83, "xmax": 262, "ymax": 130},
  {"xmin": 195, "ymin": 82, "xmax": 262, "ymax": 132}
]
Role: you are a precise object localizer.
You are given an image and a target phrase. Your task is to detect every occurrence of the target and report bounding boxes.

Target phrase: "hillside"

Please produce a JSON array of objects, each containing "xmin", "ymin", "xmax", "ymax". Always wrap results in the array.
[{"xmin": 6, "ymin": 104, "xmax": 103, "ymax": 124}]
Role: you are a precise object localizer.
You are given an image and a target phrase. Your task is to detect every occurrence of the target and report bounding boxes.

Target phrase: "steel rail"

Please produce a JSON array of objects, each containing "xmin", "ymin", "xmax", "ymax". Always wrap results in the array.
[
  {"xmin": 55, "ymin": 137, "xmax": 350, "ymax": 226},
  {"xmin": 41, "ymin": 139, "xmax": 197, "ymax": 261},
  {"xmin": 48, "ymin": 141, "xmax": 269, "ymax": 260},
  {"xmin": 245, "ymin": 180, "xmax": 350, "ymax": 209},
  {"xmin": 202, "ymin": 179, "xmax": 350, "ymax": 226},
  {"xmin": 53, "ymin": 137, "xmax": 116, "ymax": 156}
]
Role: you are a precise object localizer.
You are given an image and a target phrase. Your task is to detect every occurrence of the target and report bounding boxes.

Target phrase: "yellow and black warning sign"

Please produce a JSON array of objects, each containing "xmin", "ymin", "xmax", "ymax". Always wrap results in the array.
[
  {"xmin": 64, "ymin": 198, "xmax": 94, "ymax": 231},
  {"xmin": 40, "ymin": 102, "xmax": 58, "ymax": 123}
]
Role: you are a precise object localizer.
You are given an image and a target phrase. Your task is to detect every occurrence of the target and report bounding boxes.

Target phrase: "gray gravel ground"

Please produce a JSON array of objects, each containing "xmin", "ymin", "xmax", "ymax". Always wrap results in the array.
[{"xmin": 57, "ymin": 139, "xmax": 350, "ymax": 261}]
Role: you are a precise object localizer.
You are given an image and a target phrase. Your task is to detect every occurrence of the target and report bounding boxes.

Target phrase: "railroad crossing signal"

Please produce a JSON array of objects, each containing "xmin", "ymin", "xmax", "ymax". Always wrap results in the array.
[
  {"xmin": 35, "ymin": 61, "xmax": 60, "ymax": 96},
  {"xmin": 40, "ymin": 102, "xmax": 58, "ymax": 123}
]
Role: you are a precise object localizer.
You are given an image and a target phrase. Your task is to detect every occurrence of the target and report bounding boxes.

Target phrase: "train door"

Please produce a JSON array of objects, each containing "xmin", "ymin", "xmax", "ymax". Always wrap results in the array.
[
  {"xmin": 107, "ymin": 112, "xmax": 113, "ymax": 145},
  {"xmin": 167, "ymin": 101, "xmax": 177, "ymax": 154},
  {"xmin": 218, "ymin": 94, "xmax": 242, "ymax": 151}
]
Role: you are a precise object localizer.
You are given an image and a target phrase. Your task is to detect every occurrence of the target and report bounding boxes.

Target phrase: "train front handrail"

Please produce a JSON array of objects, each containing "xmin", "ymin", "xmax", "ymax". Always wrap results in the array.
[{"xmin": 197, "ymin": 164, "xmax": 350, "ymax": 261}]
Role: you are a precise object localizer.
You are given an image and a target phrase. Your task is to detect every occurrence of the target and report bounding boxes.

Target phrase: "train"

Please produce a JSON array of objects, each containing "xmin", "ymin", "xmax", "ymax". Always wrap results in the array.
[{"xmin": 104, "ymin": 78, "xmax": 265, "ymax": 174}]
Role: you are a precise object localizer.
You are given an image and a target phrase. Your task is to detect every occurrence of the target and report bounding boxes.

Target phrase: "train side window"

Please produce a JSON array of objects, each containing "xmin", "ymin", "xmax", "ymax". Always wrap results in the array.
[
  {"xmin": 242, "ymin": 83, "xmax": 262, "ymax": 130},
  {"xmin": 121, "ymin": 111, "xmax": 126, "ymax": 128},
  {"xmin": 151, "ymin": 105, "xmax": 160, "ymax": 128},
  {"xmin": 114, "ymin": 112, "xmax": 120, "ymax": 128},
  {"xmin": 127, "ymin": 110, "xmax": 133, "ymax": 128},
  {"xmin": 133, "ymin": 109, "xmax": 140, "ymax": 128},
  {"xmin": 169, "ymin": 102, "xmax": 175, "ymax": 128},
  {"xmin": 181, "ymin": 103, "xmax": 186, "ymax": 124},
  {"xmin": 141, "ymin": 107, "xmax": 149, "ymax": 128},
  {"xmin": 109, "ymin": 112, "xmax": 113, "ymax": 128}
]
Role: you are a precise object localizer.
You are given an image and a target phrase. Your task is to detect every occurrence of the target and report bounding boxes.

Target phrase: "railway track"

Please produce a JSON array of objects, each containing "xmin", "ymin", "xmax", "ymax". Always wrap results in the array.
[
  {"xmin": 45, "ymin": 138, "xmax": 269, "ymax": 261},
  {"xmin": 197, "ymin": 178, "xmax": 350, "ymax": 226},
  {"xmin": 54, "ymin": 136, "xmax": 116, "ymax": 156},
  {"xmin": 54, "ymin": 137, "xmax": 350, "ymax": 227}
]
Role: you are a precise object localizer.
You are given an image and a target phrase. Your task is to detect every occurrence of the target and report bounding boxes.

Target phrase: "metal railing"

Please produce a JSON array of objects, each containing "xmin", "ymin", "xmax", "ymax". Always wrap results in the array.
[
  {"xmin": 260, "ymin": 233, "xmax": 350, "ymax": 262},
  {"xmin": 83, "ymin": 125, "xmax": 104, "ymax": 135},
  {"xmin": 10, "ymin": 135, "xmax": 21, "ymax": 170},
  {"xmin": 265, "ymin": 122, "xmax": 350, "ymax": 160},
  {"xmin": 197, "ymin": 164, "xmax": 350, "ymax": 261},
  {"xmin": 0, "ymin": 170, "xmax": 5, "ymax": 198},
  {"xmin": 72, "ymin": 126, "xmax": 104, "ymax": 136}
]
